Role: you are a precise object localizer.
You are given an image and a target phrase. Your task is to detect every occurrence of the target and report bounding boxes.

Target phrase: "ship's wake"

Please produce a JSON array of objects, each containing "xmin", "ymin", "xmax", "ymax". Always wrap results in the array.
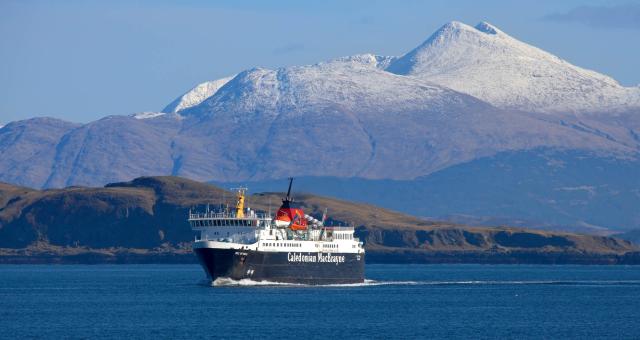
[
  {"xmin": 209, "ymin": 278, "xmax": 640, "ymax": 287},
  {"xmin": 212, "ymin": 277, "xmax": 306, "ymax": 287}
]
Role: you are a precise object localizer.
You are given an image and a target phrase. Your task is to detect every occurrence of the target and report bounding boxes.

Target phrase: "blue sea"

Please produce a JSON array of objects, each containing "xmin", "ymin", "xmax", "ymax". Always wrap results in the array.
[{"xmin": 1, "ymin": 264, "xmax": 640, "ymax": 339}]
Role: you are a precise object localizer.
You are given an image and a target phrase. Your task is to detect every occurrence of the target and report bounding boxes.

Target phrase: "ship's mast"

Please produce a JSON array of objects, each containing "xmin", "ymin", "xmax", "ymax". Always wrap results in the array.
[
  {"xmin": 285, "ymin": 177, "xmax": 294, "ymax": 202},
  {"xmin": 232, "ymin": 187, "xmax": 247, "ymax": 218}
]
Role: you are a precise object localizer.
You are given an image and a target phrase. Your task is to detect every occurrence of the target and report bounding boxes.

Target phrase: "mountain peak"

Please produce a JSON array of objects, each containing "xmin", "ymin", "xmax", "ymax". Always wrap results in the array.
[
  {"xmin": 433, "ymin": 21, "xmax": 503, "ymax": 38},
  {"xmin": 474, "ymin": 21, "xmax": 500, "ymax": 35},
  {"xmin": 163, "ymin": 75, "xmax": 236, "ymax": 113},
  {"xmin": 386, "ymin": 20, "xmax": 639, "ymax": 113}
]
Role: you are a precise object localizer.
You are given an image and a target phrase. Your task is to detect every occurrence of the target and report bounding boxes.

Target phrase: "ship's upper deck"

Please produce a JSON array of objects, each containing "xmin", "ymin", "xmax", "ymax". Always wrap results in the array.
[{"xmin": 188, "ymin": 209, "xmax": 272, "ymax": 229}]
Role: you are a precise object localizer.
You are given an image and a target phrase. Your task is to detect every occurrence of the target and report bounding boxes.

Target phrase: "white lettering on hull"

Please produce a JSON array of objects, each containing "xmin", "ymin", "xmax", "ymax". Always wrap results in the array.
[{"xmin": 287, "ymin": 252, "xmax": 345, "ymax": 265}]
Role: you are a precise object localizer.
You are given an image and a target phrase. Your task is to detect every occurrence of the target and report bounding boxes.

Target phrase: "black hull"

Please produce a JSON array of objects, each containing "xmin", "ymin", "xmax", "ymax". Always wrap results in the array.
[{"xmin": 194, "ymin": 248, "xmax": 365, "ymax": 285}]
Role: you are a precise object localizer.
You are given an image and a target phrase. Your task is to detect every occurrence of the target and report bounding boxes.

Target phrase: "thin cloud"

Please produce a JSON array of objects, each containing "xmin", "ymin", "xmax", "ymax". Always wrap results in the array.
[
  {"xmin": 543, "ymin": 3, "xmax": 640, "ymax": 30},
  {"xmin": 273, "ymin": 43, "xmax": 305, "ymax": 55}
]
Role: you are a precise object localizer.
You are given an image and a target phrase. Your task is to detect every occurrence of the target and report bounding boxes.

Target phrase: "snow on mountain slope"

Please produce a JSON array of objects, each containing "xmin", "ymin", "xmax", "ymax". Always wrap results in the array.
[
  {"xmin": 131, "ymin": 112, "xmax": 167, "ymax": 119},
  {"xmin": 386, "ymin": 21, "xmax": 640, "ymax": 114},
  {"xmin": 170, "ymin": 53, "xmax": 633, "ymax": 182},
  {"xmin": 185, "ymin": 53, "xmax": 467, "ymax": 119},
  {"xmin": 162, "ymin": 75, "xmax": 235, "ymax": 113}
]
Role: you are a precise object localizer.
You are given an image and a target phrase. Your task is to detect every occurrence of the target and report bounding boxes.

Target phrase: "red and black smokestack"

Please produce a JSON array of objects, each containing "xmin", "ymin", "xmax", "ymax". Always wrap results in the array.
[{"xmin": 275, "ymin": 177, "xmax": 308, "ymax": 230}]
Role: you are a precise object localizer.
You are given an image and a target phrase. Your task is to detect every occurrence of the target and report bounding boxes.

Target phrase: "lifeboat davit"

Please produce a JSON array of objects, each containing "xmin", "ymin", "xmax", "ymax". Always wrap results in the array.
[{"xmin": 275, "ymin": 178, "xmax": 308, "ymax": 231}]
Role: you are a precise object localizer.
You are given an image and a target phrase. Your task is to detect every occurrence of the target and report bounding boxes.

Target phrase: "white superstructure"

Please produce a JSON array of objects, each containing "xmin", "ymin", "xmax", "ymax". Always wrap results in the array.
[{"xmin": 189, "ymin": 187, "xmax": 364, "ymax": 255}]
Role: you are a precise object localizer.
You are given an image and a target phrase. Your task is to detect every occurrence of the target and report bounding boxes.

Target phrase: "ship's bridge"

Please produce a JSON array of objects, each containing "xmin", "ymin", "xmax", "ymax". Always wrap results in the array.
[
  {"xmin": 188, "ymin": 210, "xmax": 272, "ymax": 229},
  {"xmin": 189, "ymin": 208, "xmax": 273, "ymax": 244}
]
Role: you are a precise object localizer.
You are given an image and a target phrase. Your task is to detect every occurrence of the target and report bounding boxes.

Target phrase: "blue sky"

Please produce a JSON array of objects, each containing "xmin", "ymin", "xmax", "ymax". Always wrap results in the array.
[{"xmin": 1, "ymin": 0, "xmax": 639, "ymax": 124}]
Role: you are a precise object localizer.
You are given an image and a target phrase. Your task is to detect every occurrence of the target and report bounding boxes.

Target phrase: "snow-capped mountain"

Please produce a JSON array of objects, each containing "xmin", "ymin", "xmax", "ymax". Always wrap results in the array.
[
  {"xmin": 164, "ymin": 21, "xmax": 640, "ymax": 116},
  {"xmin": 2, "ymin": 20, "xmax": 640, "ymax": 231},
  {"xmin": 1, "ymin": 21, "xmax": 638, "ymax": 190},
  {"xmin": 386, "ymin": 21, "xmax": 640, "ymax": 114},
  {"xmin": 163, "ymin": 75, "xmax": 235, "ymax": 113},
  {"xmin": 184, "ymin": 54, "xmax": 472, "ymax": 118},
  {"xmin": 160, "ymin": 49, "xmax": 633, "ymax": 182}
]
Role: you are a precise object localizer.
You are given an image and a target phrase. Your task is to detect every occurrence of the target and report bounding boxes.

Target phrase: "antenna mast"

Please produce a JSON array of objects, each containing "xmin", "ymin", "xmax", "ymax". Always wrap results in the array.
[{"xmin": 286, "ymin": 177, "xmax": 294, "ymax": 201}]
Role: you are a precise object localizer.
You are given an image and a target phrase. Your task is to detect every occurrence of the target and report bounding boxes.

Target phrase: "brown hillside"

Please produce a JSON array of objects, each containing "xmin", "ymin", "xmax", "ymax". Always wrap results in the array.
[{"xmin": 0, "ymin": 176, "xmax": 638, "ymax": 264}]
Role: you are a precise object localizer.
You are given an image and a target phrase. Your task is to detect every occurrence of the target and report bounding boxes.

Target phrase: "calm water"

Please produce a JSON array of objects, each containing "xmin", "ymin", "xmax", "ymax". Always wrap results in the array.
[{"xmin": 1, "ymin": 264, "xmax": 640, "ymax": 339}]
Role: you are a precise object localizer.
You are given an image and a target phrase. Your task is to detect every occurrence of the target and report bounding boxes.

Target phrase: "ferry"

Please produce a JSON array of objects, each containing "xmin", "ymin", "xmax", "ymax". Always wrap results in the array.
[{"xmin": 189, "ymin": 179, "xmax": 365, "ymax": 285}]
